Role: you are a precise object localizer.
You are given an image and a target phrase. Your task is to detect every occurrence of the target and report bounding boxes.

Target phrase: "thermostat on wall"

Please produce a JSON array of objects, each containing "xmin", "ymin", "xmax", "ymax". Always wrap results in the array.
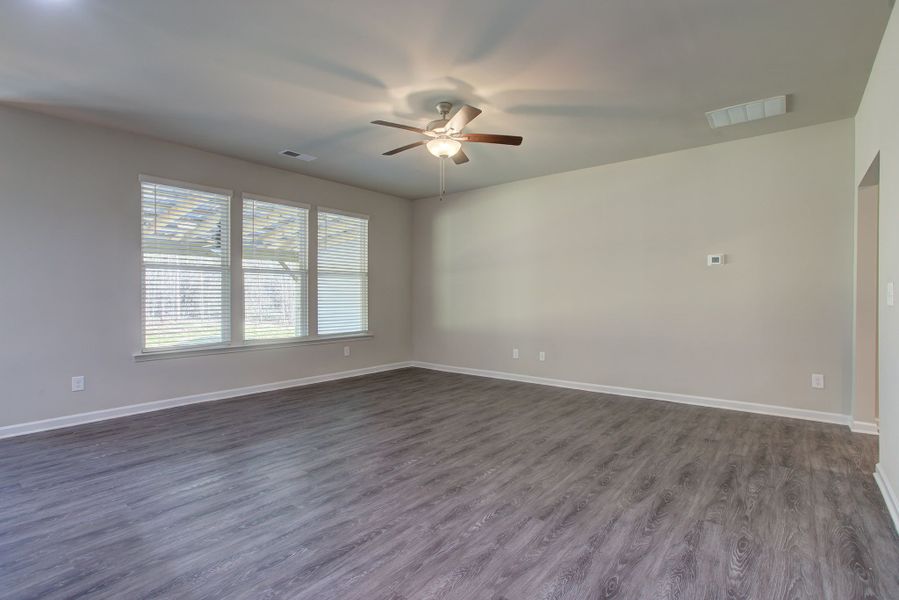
[{"xmin": 707, "ymin": 254, "xmax": 726, "ymax": 266}]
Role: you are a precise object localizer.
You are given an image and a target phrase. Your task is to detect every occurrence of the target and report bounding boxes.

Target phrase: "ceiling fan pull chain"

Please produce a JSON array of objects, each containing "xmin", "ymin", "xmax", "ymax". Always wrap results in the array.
[{"xmin": 439, "ymin": 157, "xmax": 446, "ymax": 201}]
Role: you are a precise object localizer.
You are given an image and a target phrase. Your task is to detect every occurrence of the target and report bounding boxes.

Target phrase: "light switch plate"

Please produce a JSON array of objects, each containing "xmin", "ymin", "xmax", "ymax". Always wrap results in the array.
[{"xmin": 71, "ymin": 376, "xmax": 85, "ymax": 392}]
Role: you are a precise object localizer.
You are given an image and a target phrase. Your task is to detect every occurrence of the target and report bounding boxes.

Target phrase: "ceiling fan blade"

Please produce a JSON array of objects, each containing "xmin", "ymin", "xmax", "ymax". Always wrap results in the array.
[
  {"xmin": 371, "ymin": 120, "xmax": 427, "ymax": 134},
  {"xmin": 382, "ymin": 140, "xmax": 425, "ymax": 156},
  {"xmin": 452, "ymin": 149, "xmax": 470, "ymax": 165},
  {"xmin": 458, "ymin": 133, "xmax": 523, "ymax": 145},
  {"xmin": 445, "ymin": 105, "xmax": 482, "ymax": 132}
]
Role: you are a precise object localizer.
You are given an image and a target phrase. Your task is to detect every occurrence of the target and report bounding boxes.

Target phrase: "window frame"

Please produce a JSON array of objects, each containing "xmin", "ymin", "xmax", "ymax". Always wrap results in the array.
[
  {"xmin": 135, "ymin": 178, "xmax": 372, "ymax": 361},
  {"xmin": 241, "ymin": 193, "xmax": 311, "ymax": 343},
  {"xmin": 139, "ymin": 175, "xmax": 233, "ymax": 354},
  {"xmin": 316, "ymin": 206, "xmax": 371, "ymax": 337}
]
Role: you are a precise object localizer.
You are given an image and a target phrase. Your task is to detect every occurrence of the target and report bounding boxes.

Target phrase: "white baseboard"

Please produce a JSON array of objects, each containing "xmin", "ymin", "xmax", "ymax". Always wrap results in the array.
[
  {"xmin": 1, "ymin": 360, "xmax": 854, "ymax": 440},
  {"xmin": 410, "ymin": 361, "xmax": 851, "ymax": 426},
  {"xmin": 850, "ymin": 420, "xmax": 880, "ymax": 435},
  {"xmin": 0, "ymin": 361, "xmax": 414, "ymax": 440},
  {"xmin": 874, "ymin": 463, "xmax": 899, "ymax": 535}
]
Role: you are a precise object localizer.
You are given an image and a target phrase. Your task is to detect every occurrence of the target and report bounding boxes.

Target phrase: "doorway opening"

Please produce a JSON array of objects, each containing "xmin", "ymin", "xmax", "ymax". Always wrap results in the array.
[{"xmin": 854, "ymin": 153, "xmax": 880, "ymax": 433}]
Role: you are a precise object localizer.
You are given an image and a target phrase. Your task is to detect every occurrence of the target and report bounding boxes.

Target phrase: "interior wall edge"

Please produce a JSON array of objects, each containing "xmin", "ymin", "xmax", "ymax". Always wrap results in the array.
[
  {"xmin": 0, "ymin": 361, "xmax": 415, "ymax": 440},
  {"xmin": 854, "ymin": 0, "xmax": 898, "ymax": 525},
  {"xmin": 875, "ymin": 463, "xmax": 899, "ymax": 535},
  {"xmin": 851, "ymin": 420, "xmax": 881, "ymax": 435},
  {"xmin": 410, "ymin": 361, "xmax": 852, "ymax": 426}
]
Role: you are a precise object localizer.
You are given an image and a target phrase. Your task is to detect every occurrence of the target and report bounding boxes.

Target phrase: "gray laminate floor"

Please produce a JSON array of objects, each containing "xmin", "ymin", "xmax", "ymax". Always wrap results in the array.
[{"xmin": 1, "ymin": 368, "xmax": 897, "ymax": 599}]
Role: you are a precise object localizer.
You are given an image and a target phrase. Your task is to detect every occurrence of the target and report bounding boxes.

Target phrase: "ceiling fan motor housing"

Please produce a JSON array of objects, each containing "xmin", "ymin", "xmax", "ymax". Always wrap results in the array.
[
  {"xmin": 428, "ymin": 102, "xmax": 454, "ymax": 133},
  {"xmin": 427, "ymin": 119, "xmax": 449, "ymax": 133}
]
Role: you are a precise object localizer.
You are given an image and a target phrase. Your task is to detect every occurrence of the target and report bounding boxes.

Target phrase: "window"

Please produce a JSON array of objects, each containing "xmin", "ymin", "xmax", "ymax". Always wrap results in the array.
[
  {"xmin": 317, "ymin": 210, "xmax": 369, "ymax": 335},
  {"xmin": 243, "ymin": 195, "xmax": 309, "ymax": 340},
  {"xmin": 141, "ymin": 177, "xmax": 231, "ymax": 350},
  {"xmin": 138, "ymin": 176, "xmax": 372, "ymax": 357}
]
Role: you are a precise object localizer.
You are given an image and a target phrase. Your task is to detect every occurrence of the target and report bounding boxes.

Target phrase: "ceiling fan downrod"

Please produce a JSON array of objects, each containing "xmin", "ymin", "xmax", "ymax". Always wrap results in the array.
[{"xmin": 439, "ymin": 156, "xmax": 447, "ymax": 201}]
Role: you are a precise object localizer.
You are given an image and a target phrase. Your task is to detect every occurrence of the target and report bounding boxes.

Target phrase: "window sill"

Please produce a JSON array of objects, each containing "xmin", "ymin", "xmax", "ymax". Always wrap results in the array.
[{"xmin": 133, "ymin": 333, "xmax": 372, "ymax": 362}]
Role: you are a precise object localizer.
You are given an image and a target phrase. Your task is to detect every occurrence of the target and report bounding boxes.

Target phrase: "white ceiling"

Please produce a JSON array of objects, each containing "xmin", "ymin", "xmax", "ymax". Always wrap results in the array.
[{"xmin": 0, "ymin": 0, "xmax": 890, "ymax": 199}]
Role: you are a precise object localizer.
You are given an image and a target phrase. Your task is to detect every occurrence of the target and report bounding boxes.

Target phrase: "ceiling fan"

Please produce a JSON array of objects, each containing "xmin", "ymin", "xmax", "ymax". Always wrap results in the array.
[{"xmin": 371, "ymin": 101, "xmax": 523, "ymax": 165}]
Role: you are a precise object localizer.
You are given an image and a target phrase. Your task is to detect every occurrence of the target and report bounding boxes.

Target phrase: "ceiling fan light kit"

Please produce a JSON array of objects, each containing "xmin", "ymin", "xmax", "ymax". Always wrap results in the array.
[{"xmin": 426, "ymin": 138, "xmax": 462, "ymax": 158}]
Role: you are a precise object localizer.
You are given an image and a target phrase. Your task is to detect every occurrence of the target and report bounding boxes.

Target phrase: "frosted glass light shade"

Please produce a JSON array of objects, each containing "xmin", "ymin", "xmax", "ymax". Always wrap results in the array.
[{"xmin": 426, "ymin": 138, "xmax": 462, "ymax": 157}]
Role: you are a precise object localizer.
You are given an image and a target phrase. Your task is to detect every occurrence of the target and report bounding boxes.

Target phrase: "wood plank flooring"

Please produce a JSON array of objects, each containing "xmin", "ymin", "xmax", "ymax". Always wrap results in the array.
[{"xmin": 1, "ymin": 368, "xmax": 897, "ymax": 599}]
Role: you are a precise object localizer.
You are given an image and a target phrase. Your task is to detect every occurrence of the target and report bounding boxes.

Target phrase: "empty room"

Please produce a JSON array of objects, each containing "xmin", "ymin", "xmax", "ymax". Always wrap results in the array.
[{"xmin": 2, "ymin": 0, "xmax": 899, "ymax": 598}]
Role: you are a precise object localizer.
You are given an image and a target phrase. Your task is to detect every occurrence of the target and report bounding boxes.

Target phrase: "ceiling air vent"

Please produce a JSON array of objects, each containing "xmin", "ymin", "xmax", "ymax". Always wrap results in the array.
[
  {"xmin": 706, "ymin": 95, "xmax": 788, "ymax": 129},
  {"xmin": 280, "ymin": 150, "xmax": 317, "ymax": 161}
]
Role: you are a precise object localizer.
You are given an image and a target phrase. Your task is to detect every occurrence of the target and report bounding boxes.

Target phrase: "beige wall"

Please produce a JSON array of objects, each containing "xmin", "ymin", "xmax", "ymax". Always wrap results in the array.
[
  {"xmin": 855, "ymin": 6, "xmax": 899, "ymax": 506},
  {"xmin": 0, "ymin": 106, "xmax": 412, "ymax": 427},
  {"xmin": 413, "ymin": 120, "xmax": 854, "ymax": 415}
]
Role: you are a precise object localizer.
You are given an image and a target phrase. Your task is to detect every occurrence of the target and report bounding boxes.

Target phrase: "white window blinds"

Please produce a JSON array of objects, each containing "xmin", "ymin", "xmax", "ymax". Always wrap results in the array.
[
  {"xmin": 243, "ymin": 196, "xmax": 309, "ymax": 340},
  {"xmin": 317, "ymin": 210, "xmax": 369, "ymax": 335},
  {"xmin": 141, "ymin": 177, "xmax": 231, "ymax": 350}
]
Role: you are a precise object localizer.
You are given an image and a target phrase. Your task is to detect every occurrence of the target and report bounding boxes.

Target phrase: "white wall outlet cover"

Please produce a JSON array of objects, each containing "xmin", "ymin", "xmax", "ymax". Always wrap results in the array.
[
  {"xmin": 512, "ymin": 348, "xmax": 519, "ymax": 359},
  {"xmin": 707, "ymin": 254, "xmax": 726, "ymax": 266},
  {"xmin": 71, "ymin": 376, "xmax": 85, "ymax": 392},
  {"xmin": 811, "ymin": 373, "xmax": 825, "ymax": 389},
  {"xmin": 539, "ymin": 351, "xmax": 546, "ymax": 361},
  {"xmin": 343, "ymin": 346, "xmax": 350, "ymax": 357}
]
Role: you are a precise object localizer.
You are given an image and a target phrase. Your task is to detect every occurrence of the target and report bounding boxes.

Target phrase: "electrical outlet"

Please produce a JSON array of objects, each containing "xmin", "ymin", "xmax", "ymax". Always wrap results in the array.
[
  {"xmin": 539, "ymin": 351, "xmax": 546, "ymax": 362},
  {"xmin": 71, "ymin": 376, "xmax": 85, "ymax": 392},
  {"xmin": 343, "ymin": 346, "xmax": 350, "ymax": 357},
  {"xmin": 811, "ymin": 374, "xmax": 824, "ymax": 389},
  {"xmin": 512, "ymin": 348, "xmax": 519, "ymax": 359}
]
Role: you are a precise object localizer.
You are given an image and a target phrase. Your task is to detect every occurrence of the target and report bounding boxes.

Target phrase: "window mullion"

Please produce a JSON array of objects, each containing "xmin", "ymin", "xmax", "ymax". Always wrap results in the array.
[
  {"xmin": 308, "ymin": 206, "xmax": 319, "ymax": 337},
  {"xmin": 230, "ymin": 191, "xmax": 243, "ymax": 345}
]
